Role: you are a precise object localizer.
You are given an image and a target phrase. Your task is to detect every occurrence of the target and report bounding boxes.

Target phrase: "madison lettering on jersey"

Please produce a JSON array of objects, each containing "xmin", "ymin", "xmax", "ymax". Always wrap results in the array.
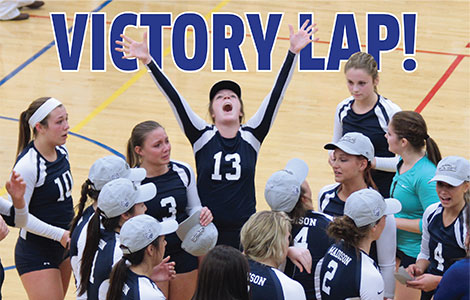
[
  {"xmin": 249, "ymin": 273, "xmax": 267, "ymax": 287},
  {"xmin": 327, "ymin": 246, "xmax": 352, "ymax": 266},
  {"xmin": 296, "ymin": 216, "xmax": 318, "ymax": 227}
]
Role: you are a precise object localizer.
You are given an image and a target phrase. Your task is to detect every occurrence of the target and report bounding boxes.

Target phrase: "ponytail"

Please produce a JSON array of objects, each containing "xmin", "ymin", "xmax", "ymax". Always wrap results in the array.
[
  {"xmin": 70, "ymin": 179, "xmax": 98, "ymax": 234},
  {"xmin": 425, "ymin": 137, "xmax": 442, "ymax": 166},
  {"xmin": 391, "ymin": 111, "xmax": 442, "ymax": 166},
  {"xmin": 106, "ymin": 258, "xmax": 128, "ymax": 300},
  {"xmin": 106, "ymin": 236, "xmax": 162, "ymax": 300},
  {"xmin": 364, "ymin": 163, "xmax": 378, "ymax": 191},
  {"xmin": 16, "ymin": 97, "xmax": 51, "ymax": 157},
  {"xmin": 79, "ymin": 209, "xmax": 122, "ymax": 295},
  {"xmin": 79, "ymin": 210, "xmax": 103, "ymax": 296}
]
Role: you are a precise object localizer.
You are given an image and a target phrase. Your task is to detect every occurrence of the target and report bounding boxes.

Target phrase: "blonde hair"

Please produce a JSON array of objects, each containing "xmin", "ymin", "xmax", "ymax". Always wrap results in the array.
[{"xmin": 240, "ymin": 211, "xmax": 291, "ymax": 267}]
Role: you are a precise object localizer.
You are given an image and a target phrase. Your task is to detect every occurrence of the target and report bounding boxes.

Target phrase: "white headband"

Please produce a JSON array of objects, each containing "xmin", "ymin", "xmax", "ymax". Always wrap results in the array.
[{"xmin": 28, "ymin": 98, "xmax": 62, "ymax": 128}]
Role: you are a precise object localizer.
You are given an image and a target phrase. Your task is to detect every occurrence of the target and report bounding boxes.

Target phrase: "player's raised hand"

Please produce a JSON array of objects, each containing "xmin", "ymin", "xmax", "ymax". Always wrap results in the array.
[
  {"xmin": 289, "ymin": 19, "xmax": 319, "ymax": 54},
  {"xmin": 115, "ymin": 31, "xmax": 152, "ymax": 65},
  {"xmin": 6, "ymin": 170, "xmax": 26, "ymax": 209}
]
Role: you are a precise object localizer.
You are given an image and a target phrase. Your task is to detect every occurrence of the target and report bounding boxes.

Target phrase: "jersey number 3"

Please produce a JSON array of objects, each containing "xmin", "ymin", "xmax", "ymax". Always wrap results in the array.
[{"xmin": 211, "ymin": 151, "xmax": 241, "ymax": 181}]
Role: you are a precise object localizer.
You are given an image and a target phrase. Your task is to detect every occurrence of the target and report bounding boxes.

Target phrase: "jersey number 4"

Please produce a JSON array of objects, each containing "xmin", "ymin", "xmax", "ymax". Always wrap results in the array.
[{"xmin": 211, "ymin": 151, "xmax": 241, "ymax": 181}]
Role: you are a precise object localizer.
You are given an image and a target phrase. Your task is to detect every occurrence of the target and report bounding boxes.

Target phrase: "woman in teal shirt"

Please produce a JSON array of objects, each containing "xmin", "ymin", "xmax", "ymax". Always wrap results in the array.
[{"xmin": 382, "ymin": 111, "xmax": 441, "ymax": 300}]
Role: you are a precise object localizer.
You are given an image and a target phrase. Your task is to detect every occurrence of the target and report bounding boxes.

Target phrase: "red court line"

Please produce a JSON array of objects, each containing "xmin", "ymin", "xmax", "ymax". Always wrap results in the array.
[
  {"xmin": 33, "ymin": 14, "xmax": 470, "ymax": 58},
  {"xmin": 415, "ymin": 53, "xmax": 466, "ymax": 113}
]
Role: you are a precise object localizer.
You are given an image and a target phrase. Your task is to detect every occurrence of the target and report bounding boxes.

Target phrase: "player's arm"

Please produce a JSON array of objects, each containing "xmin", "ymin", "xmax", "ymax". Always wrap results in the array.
[
  {"xmin": 375, "ymin": 214, "xmax": 397, "ymax": 299},
  {"xmin": 13, "ymin": 161, "xmax": 67, "ymax": 245},
  {"xmin": 182, "ymin": 162, "xmax": 213, "ymax": 226},
  {"xmin": 116, "ymin": 32, "xmax": 207, "ymax": 145},
  {"xmin": 246, "ymin": 21, "xmax": 318, "ymax": 142}
]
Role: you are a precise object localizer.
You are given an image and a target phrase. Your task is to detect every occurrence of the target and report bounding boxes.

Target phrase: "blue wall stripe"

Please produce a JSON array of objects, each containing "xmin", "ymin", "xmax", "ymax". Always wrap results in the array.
[{"xmin": 0, "ymin": 0, "xmax": 113, "ymax": 87}]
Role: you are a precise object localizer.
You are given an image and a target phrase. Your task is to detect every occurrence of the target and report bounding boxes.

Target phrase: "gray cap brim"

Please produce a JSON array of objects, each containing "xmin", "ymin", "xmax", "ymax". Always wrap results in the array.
[{"xmin": 429, "ymin": 174, "xmax": 464, "ymax": 187}]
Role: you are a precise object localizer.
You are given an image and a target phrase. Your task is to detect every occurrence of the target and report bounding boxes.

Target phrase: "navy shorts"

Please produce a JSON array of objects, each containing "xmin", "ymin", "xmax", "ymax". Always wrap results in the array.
[
  {"xmin": 15, "ymin": 236, "xmax": 68, "ymax": 276},
  {"xmin": 396, "ymin": 249, "xmax": 417, "ymax": 268}
]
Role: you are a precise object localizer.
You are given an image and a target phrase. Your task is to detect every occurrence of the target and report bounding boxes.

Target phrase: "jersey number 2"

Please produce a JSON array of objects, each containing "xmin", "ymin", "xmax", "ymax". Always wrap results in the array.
[
  {"xmin": 211, "ymin": 151, "xmax": 241, "ymax": 180},
  {"xmin": 322, "ymin": 260, "xmax": 338, "ymax": 295}
]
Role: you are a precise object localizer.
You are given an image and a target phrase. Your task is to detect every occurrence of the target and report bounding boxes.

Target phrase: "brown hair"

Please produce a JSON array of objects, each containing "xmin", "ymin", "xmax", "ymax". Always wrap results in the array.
[
  {"xmin": 327, "ymin": 215, "xmax": 373, "ymax": 248},
  {"xmin": 106, "ymin": 236, "xmax": 164, "ymax": 300},
  {"xmin": 17, "ymin": 97, "xmax": 61, "ymax": 156},
  {"xmin": 390, "ymin": 111, "xmax": 442, "ymax": 165},
  {"xmin": 69, "ymin": 179, "xmax": 99, "ymax": 234},
  {"xmin": 126, "ymin": 121, "xmax": 164, "ymax": 167},
  {"xmin": 344, "ymin": 52, "xmax": 379, "ymax": 93},
  {"xmin": 288, "ymin": 185, "xmax": 309, "ymax": 224},
  {"xmin": 192, "ymin": 245, "xmax": 250, "ymax": 300}
]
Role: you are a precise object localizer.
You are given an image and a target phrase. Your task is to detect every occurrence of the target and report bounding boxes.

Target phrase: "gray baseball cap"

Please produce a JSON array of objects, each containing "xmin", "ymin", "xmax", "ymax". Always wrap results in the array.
[
  {"xmin": 97, "ymin": 178, "xmax": 156, "ymax": 218},
  {"xmin": 429, "ymin": 156, "xmax": 470, "ymax": 186},
  {"xmin": 344, "ymin": 189, "xmax": 401, "ymax": 227},
  {"xmin": 88, "ymin": 155, "xmax": 146, "ymax": 191},
  {"xmin": 120, "ymin": 214, "xmax": 178, "ymax": 254},
  {"xmin": 324, "ymin": 132, "xmax": 375, "ymax": 162},
  {"xmin": 265, "ymin": 158, "xmax": 309, "ymax": 213},
  {"xmin": 176, "ymin": 209, "xmax": 218, "ymax": 257}
]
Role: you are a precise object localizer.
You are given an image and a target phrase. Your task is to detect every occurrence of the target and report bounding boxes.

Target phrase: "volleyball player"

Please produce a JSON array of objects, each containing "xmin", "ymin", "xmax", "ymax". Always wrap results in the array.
[
  {"xmin": 116, "ymin": 20, "xmax": 318, "ymax": 248},
  {"xmin": 12, "ymin": 97, "xmax": 73, "ymax": 300},
  {"xmin": 314, "ymin": 189, "xmax": 401, "ymax": 300}
]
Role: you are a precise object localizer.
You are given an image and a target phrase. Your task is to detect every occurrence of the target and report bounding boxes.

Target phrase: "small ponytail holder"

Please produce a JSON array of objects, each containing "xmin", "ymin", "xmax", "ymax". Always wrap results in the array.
[{"xmin": 424, "ymin": 134, "xmax": 430, "ymax": 139}]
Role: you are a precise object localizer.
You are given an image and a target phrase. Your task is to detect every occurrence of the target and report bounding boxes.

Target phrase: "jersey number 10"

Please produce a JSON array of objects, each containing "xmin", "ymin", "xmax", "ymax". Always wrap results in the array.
[{"xmin": 54, "ymin": 170, "xmax": 73, "ymax": 201}]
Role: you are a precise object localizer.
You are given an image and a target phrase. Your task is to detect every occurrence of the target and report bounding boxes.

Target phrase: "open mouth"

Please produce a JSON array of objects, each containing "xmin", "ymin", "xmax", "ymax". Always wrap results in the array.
[{"xmin": 223, "ymin": 102, "xmax": 233, "ymax": 112}]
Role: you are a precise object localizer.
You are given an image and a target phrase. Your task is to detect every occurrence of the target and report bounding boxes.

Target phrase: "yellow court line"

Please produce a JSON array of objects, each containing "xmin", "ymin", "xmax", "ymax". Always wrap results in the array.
[
  {"xmin": 72, "ymin": 0, "xmax": 231, "ymax": 133},
  {"xmin": 0, "ymin": 1, "xmax": 231, "ymax": 197}
]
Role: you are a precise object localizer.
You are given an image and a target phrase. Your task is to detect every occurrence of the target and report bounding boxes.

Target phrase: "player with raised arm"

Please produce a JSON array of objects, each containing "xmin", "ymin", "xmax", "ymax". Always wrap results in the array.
[{"xmin": 116, "ymin": 20, "xmax": 318, "ymax": 248}]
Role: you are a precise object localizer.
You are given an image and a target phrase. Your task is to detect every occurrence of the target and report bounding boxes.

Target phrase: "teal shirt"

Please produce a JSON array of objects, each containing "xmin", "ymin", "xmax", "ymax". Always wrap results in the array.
[{"xmin": 390, "ymin": 156, "xmax": 439, "ymax": 258}]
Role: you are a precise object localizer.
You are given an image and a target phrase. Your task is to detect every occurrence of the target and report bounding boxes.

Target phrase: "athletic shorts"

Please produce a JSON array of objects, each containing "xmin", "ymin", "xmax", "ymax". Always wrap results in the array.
[
  {"xmin": 396, "ymin": 249, "xmax": 416, "ymax": 268},
  {"xmin": 15, "ymin": 236, "xmax": 68, "ymax": 276}
]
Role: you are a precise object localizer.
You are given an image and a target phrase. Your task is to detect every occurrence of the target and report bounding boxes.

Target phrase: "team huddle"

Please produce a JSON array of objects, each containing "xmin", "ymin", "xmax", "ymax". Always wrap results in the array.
[{"xmin": 0, "ymin": 20, "xmax": 468, "ymax": 300}]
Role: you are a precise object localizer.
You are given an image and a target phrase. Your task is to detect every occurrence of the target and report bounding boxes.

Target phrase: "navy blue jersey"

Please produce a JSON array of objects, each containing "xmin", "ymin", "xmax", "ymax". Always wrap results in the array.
[
  {"xmin": 318, "ymin": 185, "xmax": 398, "ymax": 298},
  {"xmin": 317, "ymin": 183, "xmax": 343, "ymax": 217},
  {"xmin": 433, "ymin": 258, "xmax": 470, "ymax": 300},
  {"xmin": 142, "ymin": 160, "xmax": 201, "ymax": 253},
  {"xmin": 418, "ymin": 203, "xmax": 467, "ymax": 276},
  {"xmin": 147, "ymin": 51, "xmax": 298, "ymax": 230},
  {"xmin": 248, "ymin": 259, "xmax": 306, "ymax": 300},
  {"xmin": 87, "ymin": 229, "xmax": 122, "ymax": 300},
  {"xmin": 121, "ymin": 269, "xmax": 165, "ymax": 300},
  {"xmin": 13, "ymin": 142, "xmax": 73, "ymax": 243},
  {"xmin": 314, "ymin": 243, "xmax": 384, "ymax": 300},
  {"xmin": 70, "ymin": 205, "xmax": 95, "ymax": 257},
  {"xmin": 333, "ymin": 95, "xmax": 401, "ymax": 198},
  {"xmin": 284, "ymin": 211, "xmax": 333, "ymax": 300},
  {"xmin": 71, "ymin": 205, "xmax": 95, "ymax": 299}
]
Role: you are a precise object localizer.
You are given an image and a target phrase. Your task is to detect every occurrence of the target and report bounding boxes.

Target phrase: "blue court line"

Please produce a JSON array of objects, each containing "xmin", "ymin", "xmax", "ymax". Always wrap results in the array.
[
  {"xmin": 1, "ymin": 113, "xmax": 123, "ymax": 272},
  {"xmin": 0, "ymin": 115, "xmax": 124, "ymax": 159},
  {"xmin": 0, "ymin": 0, "xmax": 113, "ymax": 87}
]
